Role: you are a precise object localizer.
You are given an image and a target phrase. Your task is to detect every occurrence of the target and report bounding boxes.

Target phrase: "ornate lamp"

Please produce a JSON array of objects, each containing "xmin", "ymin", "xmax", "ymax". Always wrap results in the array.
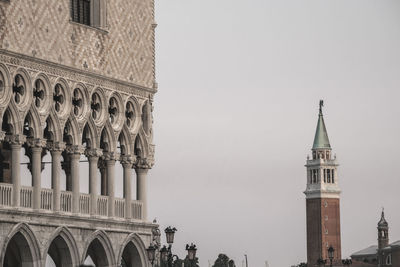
[
  {"xmin": 146, "ymin": 244, "xmax": 157, "ymax": 265},
  {"xmin": 165, "ymin": 226, "xmax": 177, "ymax": 244},
  {"xmin": 160, "ymin": 245, "xmax": 169, "ymax": 262},
  {"xmin": 186, "ymin": 243, "xmax": 197, "ymax": 261}
]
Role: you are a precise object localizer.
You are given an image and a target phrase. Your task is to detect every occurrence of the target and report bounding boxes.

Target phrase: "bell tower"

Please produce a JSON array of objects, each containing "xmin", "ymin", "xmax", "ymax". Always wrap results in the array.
[
  {"xmin": 378, "ymin": 209, "xmax": 389, "ymax": 250},
  {"xmin": 305, "ymin": 100, "xmax": 342, "ymax": 266}
]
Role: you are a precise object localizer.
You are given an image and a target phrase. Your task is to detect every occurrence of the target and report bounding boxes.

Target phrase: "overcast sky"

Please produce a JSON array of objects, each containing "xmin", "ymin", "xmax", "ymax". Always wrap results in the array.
[{"xmin": 145, "ymin": 1, "xmax": 400, "ymax": 267}]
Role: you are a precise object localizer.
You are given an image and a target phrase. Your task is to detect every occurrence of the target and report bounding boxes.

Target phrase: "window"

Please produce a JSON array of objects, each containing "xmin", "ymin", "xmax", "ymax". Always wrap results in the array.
[
  {"xmin": 386, "ymin": 254, "xmax": 392, "ymax": 265},
  {"xmin": 71, "ymin": 0, "xmax": 91, "ymax": 25},
  {"xmin": 325, "ymin": 228, "xmax": 328, "ymax": 234},
  {"xmin": 327, "ymin": 169, "xmax": 331, "ymax": 183},
  {"xmin": 331, "ymin": 169, "xmax": 335, "ymax": 183},
  {"xmin": 70, "ymin": 0, "xmax": 105, "ymax": 28},
  {"xmin": 323, "ymin": 169, "xmax": 326, "ymax": 183}
]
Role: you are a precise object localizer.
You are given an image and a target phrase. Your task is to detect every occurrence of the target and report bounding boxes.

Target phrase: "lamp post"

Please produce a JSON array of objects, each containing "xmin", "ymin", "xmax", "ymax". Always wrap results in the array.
[
  {"xmin": 146, "ymin": 226, "xmax": 198, "ymax": 267},
  {"xmin": 327, "ymin": 246, "xmax": 335, "ymax": 267}
]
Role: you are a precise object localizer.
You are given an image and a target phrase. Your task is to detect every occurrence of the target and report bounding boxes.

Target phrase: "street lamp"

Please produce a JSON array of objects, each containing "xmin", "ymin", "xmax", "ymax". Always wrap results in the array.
[
  {"xmin": 146, "ymin": 244, "xmax": 157, "ymax": 266},
  {"xmin": 146, "ymin": 226, "xmax": 197, "ymax": 267},
  {"xmin": 327, "ymin": 246, "xmax": 335, "ymax": 267}
]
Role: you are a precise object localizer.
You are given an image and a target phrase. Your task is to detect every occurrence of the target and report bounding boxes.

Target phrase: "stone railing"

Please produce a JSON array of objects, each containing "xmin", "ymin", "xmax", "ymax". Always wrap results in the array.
[
  {"xmin": 40, "ymin": 188, "xmax": 53, "ymax": 210},
  {"xmin": 131, "ymin": 200, "xmax": 143, "ymax": 220},
  {"xmin": 60, "ymin": 191, "xmax": 72, "ymax": 212},
  {"xmin": 97, "ymin": 195, "xmax": 108, "ymax": 217},
  {"xmin": 0, "ymin": 184, "xmax": 143, "ymax": 220},
  {"xmin": 21, "ymin": 186, "xmax": 33, "ymax": 208},
  {"xmin": 0, "ymin": 183, "xmax": 12, "ymax": 206},
  {"xmin": 115, "ymin": 198, "xmax": 125, "ymax": 218}
]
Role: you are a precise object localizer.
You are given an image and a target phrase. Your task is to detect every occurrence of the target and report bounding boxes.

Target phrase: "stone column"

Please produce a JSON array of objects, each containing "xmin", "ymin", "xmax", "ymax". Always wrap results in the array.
[
  {"xmin": 121, "ymin": 156, "xmax": 133, "ymax": 219},
  {"xmin": 98, "ymin": 159, "xmax": 107, "ymax": 195},
  {"xmin": 49, "ymin": 142, "xmax": 65, "ymax": 212},
  {"xmin": 86, "ymin": 149, "xmax": 102, "ymax": 216},
  {"xmin": 28, "ymin": 138, "xmax": 46, "ymax": 210},
  {"xmin": 135, "ymin": 159, "xmax": 151, "ymax": 220},
  {"xmin": 7, "ymin": 135, "xmax": 26, "ymax": 207},
  {"xmin": 67, "ymin": 145, "xmax": 84, "ymax": 214},
  {"xmin": 104, "ymin": 153, "xmax": 116, "ymax": 217}
]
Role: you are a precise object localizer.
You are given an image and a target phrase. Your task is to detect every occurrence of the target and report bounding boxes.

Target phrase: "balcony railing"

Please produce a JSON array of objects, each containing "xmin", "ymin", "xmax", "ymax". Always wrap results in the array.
[{"xmin": 0, "ymin": 183, "xmax": 144, "ymax": 221}]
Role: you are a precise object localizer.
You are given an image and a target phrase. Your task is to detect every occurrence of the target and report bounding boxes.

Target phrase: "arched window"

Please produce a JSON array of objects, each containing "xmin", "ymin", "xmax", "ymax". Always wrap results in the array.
[{"xmin": 386, "ymin": 254, "xmax": 392, "ymax": 265}]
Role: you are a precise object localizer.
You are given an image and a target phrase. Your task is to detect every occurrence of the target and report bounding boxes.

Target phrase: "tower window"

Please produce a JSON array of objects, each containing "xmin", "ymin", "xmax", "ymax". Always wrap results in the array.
[
  {"xmin": 331, "ymin": 169, "xmax": 335, "ymax": 183},
  {"xmin": 327, "ymin": 169, "xmax": 331, "ymax": 183},
  {"xmin": 324, "ymin": 169, "xmax": 326, "ymax": 183},
  {"xmin": 71, "ymin": 0, "xmax": 91, "ymax": 26},
  {"xmin": 386, "ymin": 254, "xmax": 392, "ymax": 265}
]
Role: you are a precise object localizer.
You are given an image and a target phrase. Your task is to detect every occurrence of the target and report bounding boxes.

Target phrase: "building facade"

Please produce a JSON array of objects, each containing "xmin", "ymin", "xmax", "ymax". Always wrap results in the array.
[
  {"xmin": 351, "ymin": 210, "xmax": 400, "ymax": 267},
  {"xmin": 0, "ymin": 0, "xmax": 157, "ymax": 266},
  {"xmin": 305, "ymin": 101, "xmax": 342, "ymax": 266}
]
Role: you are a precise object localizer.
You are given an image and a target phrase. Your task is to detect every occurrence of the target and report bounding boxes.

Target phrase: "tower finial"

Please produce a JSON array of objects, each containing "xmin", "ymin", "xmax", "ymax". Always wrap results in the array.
[{"xmin": 319, "ymin": 100, "xmax": 324, "ymax": 115}]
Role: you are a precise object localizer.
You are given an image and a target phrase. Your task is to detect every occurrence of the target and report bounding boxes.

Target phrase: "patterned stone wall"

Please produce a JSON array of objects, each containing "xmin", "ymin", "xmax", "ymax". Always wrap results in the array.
[{"xmin": 0, "ymin": 0, "xmax": 156, "ymax": 90}]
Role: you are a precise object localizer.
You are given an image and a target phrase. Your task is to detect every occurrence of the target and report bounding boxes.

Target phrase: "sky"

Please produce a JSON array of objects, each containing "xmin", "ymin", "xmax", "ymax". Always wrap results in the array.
[{"xmin": 146, "ymin": 1, "xmax": 400, "ymax": 267}]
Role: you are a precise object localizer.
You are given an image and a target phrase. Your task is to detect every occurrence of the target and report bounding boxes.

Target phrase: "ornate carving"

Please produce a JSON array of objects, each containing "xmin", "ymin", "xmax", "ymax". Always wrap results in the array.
[
  {"xmin": 47, "ymin": 141, "xmax": 66, "ymax": 152},
  {"xmin": 135, "ymin": 157, "xmax": 153, "ymax": 170},
  {"xmin": 65, "ymin": 145, "xmax": 85, "ymax": 155},
  {"xmin": 102, "ymin": 151, "xmax": 118, "ymax": 161},
  {"xmin": 26, "ymin": 138, "xmax": 47, "ymax": 148},
  {"xmin": 85, "ymin": 148, "xmax": 103, "ymax": 158},
  {"xmin": 5, "ymin": 134, "xmax": 27, "ymax": 145}
]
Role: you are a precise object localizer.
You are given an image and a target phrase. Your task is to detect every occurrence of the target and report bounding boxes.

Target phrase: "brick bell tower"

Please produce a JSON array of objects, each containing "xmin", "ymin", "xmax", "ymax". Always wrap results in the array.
[{"xmin": 305, "ymin": 100, "xmax": 342, "ymax": 266}]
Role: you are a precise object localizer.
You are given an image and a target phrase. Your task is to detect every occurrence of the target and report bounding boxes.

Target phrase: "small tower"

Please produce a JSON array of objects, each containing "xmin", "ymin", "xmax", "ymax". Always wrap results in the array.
[
  {"xmin": 305, "ymin": 100, "xmax": 342, "ymax": 266},
  {"xmin": 378, "ymin": 209, "xmax": 389, "ymax": 250}
]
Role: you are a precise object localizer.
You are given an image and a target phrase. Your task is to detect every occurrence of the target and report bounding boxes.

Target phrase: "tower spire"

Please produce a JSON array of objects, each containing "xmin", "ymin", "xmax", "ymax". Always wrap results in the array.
[{"xmin": 313, "ymin": 100, "xmax": 331, "ymax": 150}]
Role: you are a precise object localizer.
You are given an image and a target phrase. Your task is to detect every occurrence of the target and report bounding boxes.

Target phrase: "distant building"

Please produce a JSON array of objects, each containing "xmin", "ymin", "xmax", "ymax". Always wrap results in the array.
[
  {"xmin": 304, "ymin": 101, "xmax": 342, "ymax": 266},
  {"xmin": 351, "ymin": 210, "xmax": 400, "ymax": 267}
]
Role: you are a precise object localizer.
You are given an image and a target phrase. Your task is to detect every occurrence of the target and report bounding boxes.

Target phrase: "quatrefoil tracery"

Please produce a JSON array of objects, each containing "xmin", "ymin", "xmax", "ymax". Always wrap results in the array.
[
  {"xmin": 108, "ymin": 97, "xmax": 118, "ymax": 125},
  {"xmin": 91, "ymin": 93, "xmax": 101, "ymax": 120},
  {"xmin": 33, "ymin": 79, "xmax": 45, "ymax": 109},
  {"xmin": 13, "ymin": 74, "xmax": 25, "ymax": 104},
  {"xmin": 72, "ymin": 88, "xmax": 83, "ymax": 116},
  {"xmin": 125, "ymin": 101, "xmax": 135, "ymax": 128},
  {"xmin": 53, "ymin": 84, "xmax": 65, "ymax": 113}
]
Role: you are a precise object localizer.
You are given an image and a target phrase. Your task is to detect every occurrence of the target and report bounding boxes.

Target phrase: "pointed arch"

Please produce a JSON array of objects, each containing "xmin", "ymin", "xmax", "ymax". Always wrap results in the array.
[
  {"xmin": 63, "ymin": 117, "xmax": 81, "ymax": 146},
  {"xmin": 82, "ymin": 118, "xmax": 100, "ymax": 149},
  {"xmin": 43, "ymin": 226, "xmax": 80, "ymax": 267},
  {"xmin": 0, "ymin": 223, "xmax": 41, "ymax": 267},
  {"xmin": 44, "ymin": 111, "xmax": 63, "ymax": 143},
  {"xmin": 81, "ymin": 230, "xmax": 116, "ymax": 267},
  {"xmin": 2, "ymin": 104, "xmax": 22, "ymax": 135},
  {"xmin": 134, "ymin": 130, "xmax": 149, "ymax": 159},
  {"xmin": 100, "ymin": 120, "xmax": 117, "ymax": 152},
  {"xmin": 23, "ymin": 108, "xmax": 42, "ymax": 139},
  {"xmin": 118, "ymin": 124, "xmax": 133, "ymax": 156},
  {"xmin": 117, "ymin": 233, "xmax": 148, "ymax": 267}
]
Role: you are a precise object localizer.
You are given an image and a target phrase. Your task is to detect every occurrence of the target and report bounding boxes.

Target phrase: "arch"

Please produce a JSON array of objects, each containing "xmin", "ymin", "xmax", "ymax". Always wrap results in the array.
[
  {"xmin": 82, "ymin": 118, "xmax": 99, "ymax": 149},
  {"xmin": 43, "ymin": 226, "xmax": 80, "ymax": 267},
  {"xmin": 108, "ymin": 91, "xmax": 125, "ymax": 132},
  {"xmin": 32, "ymin": 72, "xmax": 52, "ymax": 115},
  {"xmin": 0, "ymin": 223, "xmax": 41, "ymax": 267},
  {"xmin": 53, "ymin": 77, "xmax": 72, "ymax": 119},
  {"xmin": 2, "ymin": 104, "xmax": 22, "ymax": 135},
  {"xmin": 63, "ymin": 117, "xmax": 81, "ymax": 146},
  {"xmin": 23, "ymin": 108, "xmax": 43, "ymax": 139},
  {"xmin": 134, "ymin": 130, "xmax": 149, "ymax": 159},
  {"xmin": 81, "ymin": 230, "xmax": 115, "ymax": 267},
  {"xmin": 44, "ymin": 111, "xmax": 63, "ymax": 143},
  {"xmin": 118, "ymin": 125, "xmax": 133, "ymax": 156},
  {"xmin": 0, "ymin": 63, "xmax": 13, "ymax": 108},
  {"xmin": 117, "ymin": 233, "xmax": 148, "ymax": 267},
  {"xmin": 100, "ymin": 121, "xmax": 117, "ymax": 153},
  {"xmin": 13, "ymin": 68, "xmax": 33, "ymax": 111}
]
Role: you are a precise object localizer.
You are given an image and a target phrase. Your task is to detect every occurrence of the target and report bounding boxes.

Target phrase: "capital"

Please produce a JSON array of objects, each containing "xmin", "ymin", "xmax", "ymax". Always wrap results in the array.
[
  {"xmin": 47, "ymin": 141, "xmax": 66, "ymax": 152},
  {"xmin": 5, "ymin": 134, "xmax": 26, "ymax": 146},
  {"xmin": 102, "ymin": 151, "xmax": 118, "ymax": 161},
  {"xmin": 65, "ymin": 145, "xmax": 85, "ymax": 155},
  {"xmin": 85, "ymin": 148, "xmax": 103, "ymax": 159},
  {"xmin": 26, "ymin": 138, "xmax": 47, "ymax": 148},
  {"xmin": 120, "ymin": 155, "xmax": 136, "ymax": 167},
  {"xmin": 134, "ymin": 158, "xmax": 153, "ymax": 170}
]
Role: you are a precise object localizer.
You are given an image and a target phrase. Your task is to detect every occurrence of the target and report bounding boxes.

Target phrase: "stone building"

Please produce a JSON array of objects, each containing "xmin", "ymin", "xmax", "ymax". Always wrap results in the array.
[
  {"xmin": 351, "ymin": 210, "xmax": 400, "ymax": 267},
  {"xmin": 304, "ymin": 101, "xmax": 342, "ymax": 266},
  {"xmin": 0, "ymin": 0, "xmax": 158, "ymax": 266}
]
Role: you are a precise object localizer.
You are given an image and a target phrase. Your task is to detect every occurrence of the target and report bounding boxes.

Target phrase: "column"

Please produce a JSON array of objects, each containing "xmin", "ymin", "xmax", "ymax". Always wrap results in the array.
[
  {"xmin": 49, "ymin": 142, "xmax": 65, "ymax": 212},
  {"xmin": 105, "ymin": 154, "xmax": 116, "ymax": 217},
  {"xmin": 86, "ymin": 149, "xmax": 102, "ymax": 216},
  {"xmin": 68, "ymin": 145, "xmax": 84, "ymax": 214},
  {"xmin": 135, "ymin": 163, "xmax": 149, "ymax": 220},
  {"xmin": 98, "ymin": 159, "xmax": 107, "ymax": 195},
  {"xmin": 8, "ymin": 135, "xmax": 25, "ymax": 207},
  {"xmin": 122, "ymin": 157, "xmax": 133, "ymax": 219},
  {"xmin": 29, "ymin": 139, "xmax": 46, "ymax": 210}
]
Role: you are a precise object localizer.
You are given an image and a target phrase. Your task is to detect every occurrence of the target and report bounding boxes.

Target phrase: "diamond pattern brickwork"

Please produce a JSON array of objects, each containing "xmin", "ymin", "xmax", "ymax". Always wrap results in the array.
[{"xmin": 0, "ymin": 0, "xmax": 156, "ymax": 89}]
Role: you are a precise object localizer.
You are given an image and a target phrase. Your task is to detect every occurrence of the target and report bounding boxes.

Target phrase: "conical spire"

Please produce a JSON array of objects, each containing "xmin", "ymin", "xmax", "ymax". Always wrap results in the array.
[
  {"xmin": 312, "ymin": 100, "xmax": 331, "ymax": 150},
  {"xmin": 378, "ymin": 208, "xmax": 388, "ymax": 228}
]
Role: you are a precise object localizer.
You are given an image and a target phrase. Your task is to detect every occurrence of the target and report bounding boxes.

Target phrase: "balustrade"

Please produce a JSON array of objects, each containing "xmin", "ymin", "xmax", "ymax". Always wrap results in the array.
[
  {"xmin": 0, "ymin": 183, "xmax": 12, "ymax": 206},
  {"xmin": 97, "ymin": 195, "xmax": 108, "ymax": 216},
  {"xmin": 115, "ymin": 198, "xmax": 125, "ymax": 218},
  {"xmin": 20, "ymin": 186, "xmax": 33, "ymax": 208},
  {"xmin": 131, "ymin": 200, "xmax": 143, "ymax": 220},
  {"xmin": 79, "ymin": 193, "xmax": 90, "ymax": 214},
  {"xmin": 60, "ymin": 191, "xmax": 72, "ymax": 212},
  {"xmin": 40, "ymin": 188, "xmax": 53, "ymax": 210}
]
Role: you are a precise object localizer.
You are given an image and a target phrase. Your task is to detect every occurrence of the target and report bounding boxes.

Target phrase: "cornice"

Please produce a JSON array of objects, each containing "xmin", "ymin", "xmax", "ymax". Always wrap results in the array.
[{"xmin": 0, "ymin": 49, "xmax": 157, "ymax": 97}]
